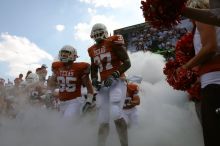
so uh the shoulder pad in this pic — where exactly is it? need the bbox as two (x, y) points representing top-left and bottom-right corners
(107, 35), (125, 45)
(76, 62), (91, 74)
(79, 62), (90, 69)
(88, 45), (96, 57)
(52, 61), (62, 71)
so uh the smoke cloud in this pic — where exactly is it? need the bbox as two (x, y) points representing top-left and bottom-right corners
(0, 52), (203, 146)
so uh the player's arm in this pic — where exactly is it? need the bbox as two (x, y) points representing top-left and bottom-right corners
(82, 65), (95, 108)
(182, 7), (220, 27)
(82, 74), (94, 96)
(82, 74), (95, 113)
(90, 57), (99, 80)
(112, 41), (131, 74)
(90, 57), (101, 89)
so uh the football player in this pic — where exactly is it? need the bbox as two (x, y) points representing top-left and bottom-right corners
(123, 82), (140, 128)
(48, 45), (94, 119)
(88, 23), (131, 146)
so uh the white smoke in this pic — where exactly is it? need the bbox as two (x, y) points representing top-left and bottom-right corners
(0, 52), (203, 146)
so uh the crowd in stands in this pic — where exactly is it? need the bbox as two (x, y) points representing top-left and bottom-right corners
(128, 26), (187, 52)
(115, 18), (192, 60)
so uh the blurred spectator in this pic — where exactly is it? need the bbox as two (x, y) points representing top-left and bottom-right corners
(0, 77), (5, 86)
(0, 78), (7, 114)
(25, 70), (32, 80)
(14, 74), (23, 88)
(0, 78), (6, 98)
(36, 64), (48, 83)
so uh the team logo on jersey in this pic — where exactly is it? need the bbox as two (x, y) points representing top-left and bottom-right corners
(59, 70), (74, 76)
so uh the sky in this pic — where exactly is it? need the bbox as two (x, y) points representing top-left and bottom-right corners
(0, 52), (203, 146)
(0, 0), (143, 81)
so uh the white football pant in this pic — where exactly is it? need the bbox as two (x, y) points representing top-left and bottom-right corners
(96, 79), (127, 123)
(59, 97), (84, 119)
(123, 107), (139, 128)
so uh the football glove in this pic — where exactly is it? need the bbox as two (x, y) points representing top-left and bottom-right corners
(104, 76), (114, 87)
(82, 93), (93, 114)
(104, 71), (120, 87)
(111, 70), (120, 79)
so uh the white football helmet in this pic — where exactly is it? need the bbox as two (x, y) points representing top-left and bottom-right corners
(26, 73), (39, 84)
(59, 45), (78, 62)
(90, 23), (108, 43)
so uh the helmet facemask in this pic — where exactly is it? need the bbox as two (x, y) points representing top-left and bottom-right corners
(90, 23), (108, 44)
